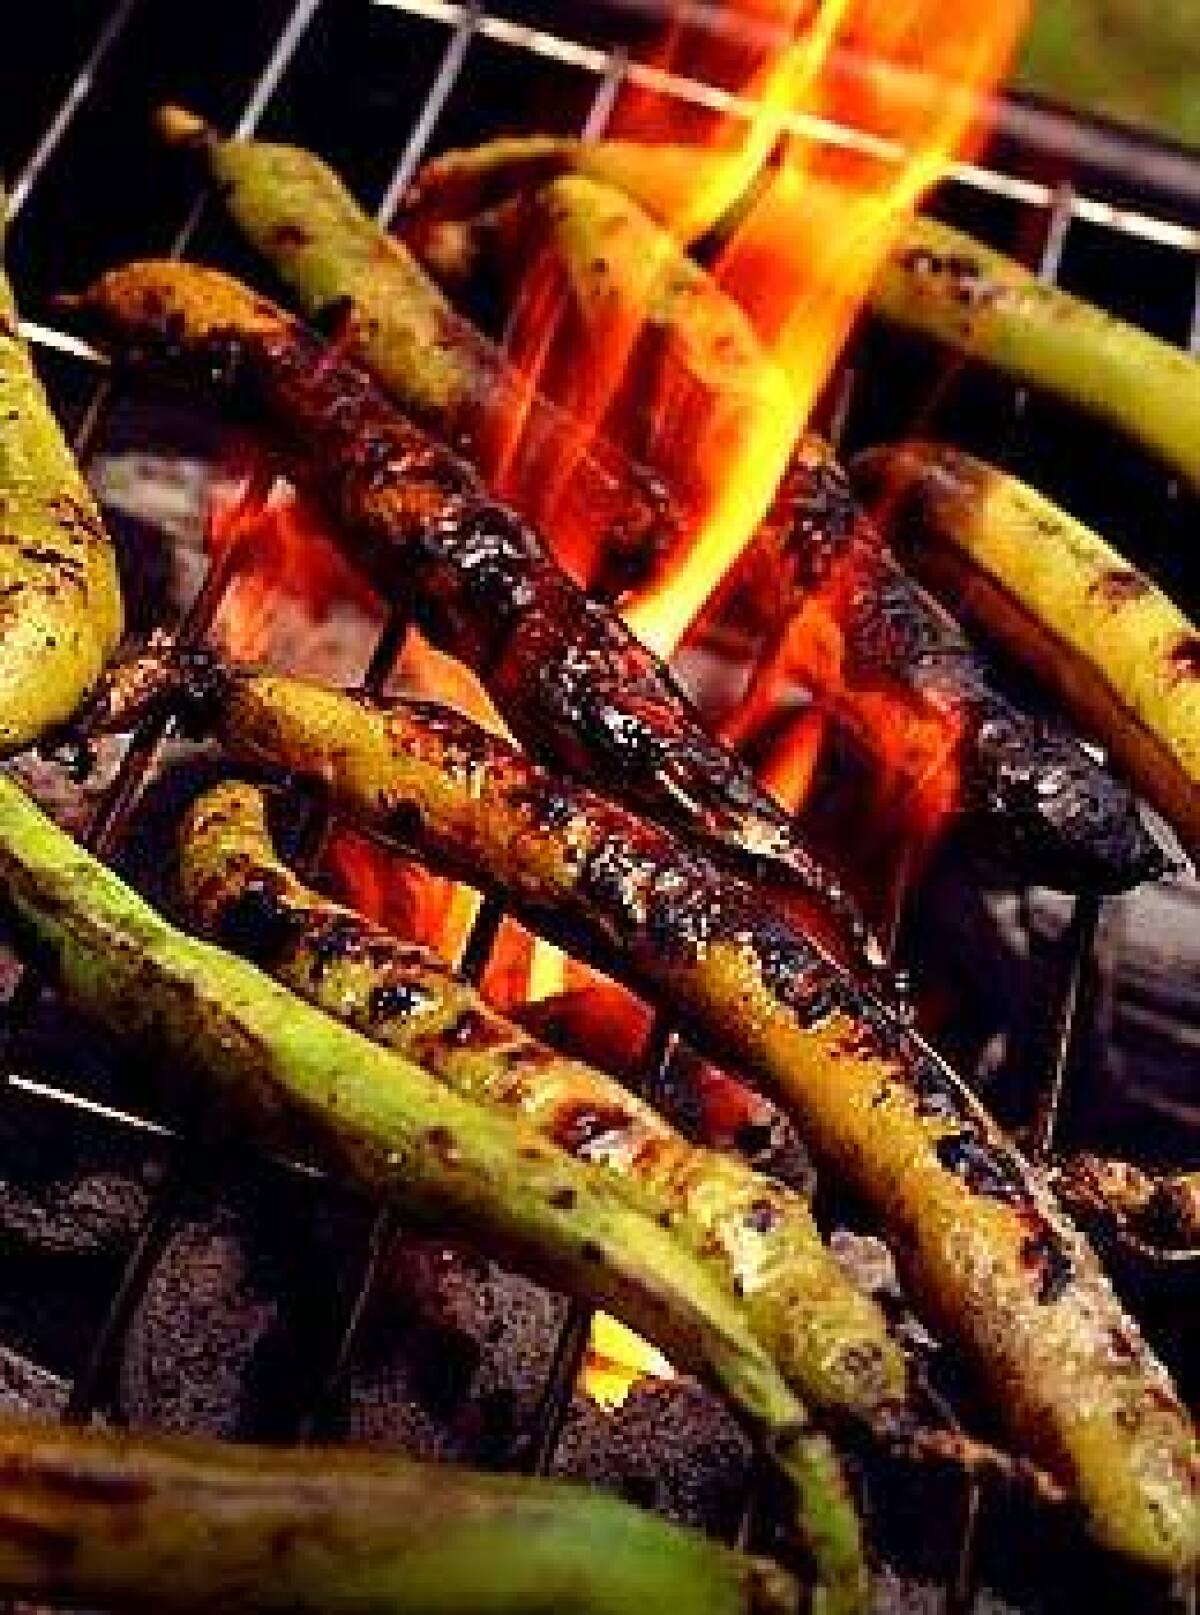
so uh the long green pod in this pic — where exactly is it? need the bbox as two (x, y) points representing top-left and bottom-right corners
(851, 441), (1200, 859)
(154, 105), (679, 597)
(179, 777), (906, 1425)
(79, 655), (1198, 1577)
(405, 137), (1200, 492)
(0, 1417), (797, 1615)
(413, 171), (1162, 892)
(68, 259), (883, 973)
(0, 201), (123, 754)
(0, 771), (866, 1614)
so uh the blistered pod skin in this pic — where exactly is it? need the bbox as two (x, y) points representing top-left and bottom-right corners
(178, 778), (907, 1425)
(0, 772), (867, 1615)
(0, 1418), (800, 1615)
(0, 218), (122, 754)
(154, 105), (681, 599)
(69, 258), (885, 972)
(101, 659), (1197, 1579)
(417, 171), (1162, 893)
(852, 442), (1200, 862)
(405, 137), (1200, 493)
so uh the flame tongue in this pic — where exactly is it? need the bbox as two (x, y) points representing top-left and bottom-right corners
(500, 0), (1027, 669)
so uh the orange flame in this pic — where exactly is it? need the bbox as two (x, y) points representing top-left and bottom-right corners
(206, 476), (378, 666)
(482, 0), (1023, 840)
(617, 0), (1025, 655)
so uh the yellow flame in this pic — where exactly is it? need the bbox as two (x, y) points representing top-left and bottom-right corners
(581, 1313), (677, 1411)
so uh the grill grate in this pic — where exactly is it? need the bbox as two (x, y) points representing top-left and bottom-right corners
(2, 1), (1198, 1606)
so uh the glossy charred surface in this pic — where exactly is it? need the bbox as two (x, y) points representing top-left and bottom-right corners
(116, 662), (1195, 1577)
(404, 168), (1160, 895)
(851, 442), (1198, 864)
(0, 771), (867, 1613)
(760, 441), (1163, 891)
(70, 260), (880, 973)
(152, 108), (680, 600)
(178, 779), (906, 1424)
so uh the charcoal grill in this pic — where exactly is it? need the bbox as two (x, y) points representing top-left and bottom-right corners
(1, 2), (1197, 1611)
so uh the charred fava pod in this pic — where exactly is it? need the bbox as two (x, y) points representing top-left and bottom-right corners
(0, 201), (122, 754)
(0, 771), (867, 1615)
(81, 656), (1199, 1577)
(420, 173), (1161, 892)
(0, 1417), (798, 1615)
(179, 778), (906, 1425)
(405, 137), (1200, 494)
(154, 106), (678, 596)
(69, 259), (883, 971)
(852, 442), (1200, 862)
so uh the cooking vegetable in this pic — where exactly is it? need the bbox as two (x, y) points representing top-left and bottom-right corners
(412, 172), (1162, 891)
(68, 260), (884, 974)
(0, 1416), (797, 1615)
(404, 137), (1200, 493)
(179, 776), (905, 1425)
(1052, 1154), (1200, 1253)
(80, 653), (1199, 1576)
(154, 105), (677, 597)
(851, 442), (1200, 860)
(0, 196), (122, 754)
(0, 769), (867, 1613)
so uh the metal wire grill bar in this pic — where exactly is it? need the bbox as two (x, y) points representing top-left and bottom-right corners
(1, 0), (329, 1425)
(0, 0), (1195, 1593)
(371, 0), (1200, 250)
(4, 0), (146, 222)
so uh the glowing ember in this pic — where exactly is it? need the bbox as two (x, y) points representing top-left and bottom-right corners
(581, 1312), (676, 1411)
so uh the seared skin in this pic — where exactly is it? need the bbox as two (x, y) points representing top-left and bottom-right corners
(70, 260), (882, 971)
(0, 771), (867, 1613)
(155, 106), (678, 596)
(405, 137), (1200, 493)
(80, 656), (1199, 1575)
(414, 173), (1161, 891)
(0, 207), (122, 754)
(1051, 1155), (1200, 1254)
(179, 778), (905, 1424)
(0, 1417), (797, 1615)
(852, 443), (1200, 861)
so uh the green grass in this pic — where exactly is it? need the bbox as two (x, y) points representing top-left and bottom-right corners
(1016, 0), (1200, 147)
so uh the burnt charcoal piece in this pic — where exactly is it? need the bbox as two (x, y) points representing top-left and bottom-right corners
(119, 1156), (366, 1439)
(0, 1345), (69, 1418)
(342, 1235), (566, 1466)
(0, 1090), (165, 1378)
(551, 1380), (752, 1536)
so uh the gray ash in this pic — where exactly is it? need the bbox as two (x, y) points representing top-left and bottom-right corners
(551, 1379), (752, 1536)
(339, 1236), (566, 1467)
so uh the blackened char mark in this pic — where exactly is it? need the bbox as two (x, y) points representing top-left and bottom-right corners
(1167, 634), (1200, 685)
(305, 912), (378, 980)
(552, 1100), (636, 1158)
(271, 221), (312, 251)
(368, 976), (440, 1023)
(936, 1131), (1028, 1201)
(212, 875), (301, 966)
(443, 1007), (513, 1051)
(252, 319), (880, 961)
(1088, 568), (1151, 607)
(892, 246), (1002, 310)
(1021, 1226), (1075, 1304)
